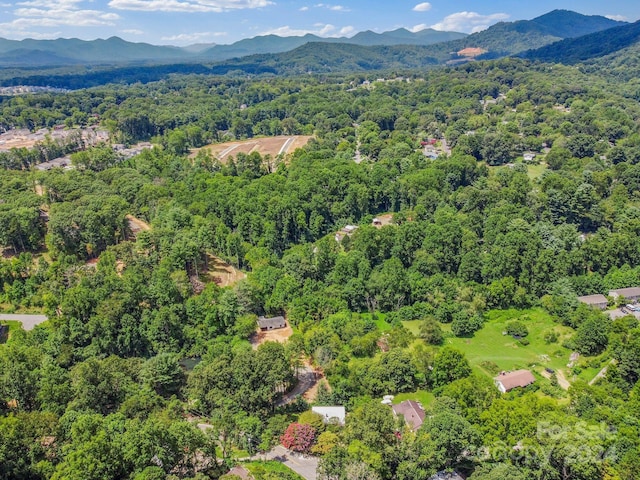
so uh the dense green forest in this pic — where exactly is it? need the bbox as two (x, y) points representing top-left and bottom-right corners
(2, 55), (640, 480)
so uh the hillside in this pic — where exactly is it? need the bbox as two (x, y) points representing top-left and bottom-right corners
(208, 43), (442, 76)
(433, 9), (627, 61)
(519, 20), (640, 64)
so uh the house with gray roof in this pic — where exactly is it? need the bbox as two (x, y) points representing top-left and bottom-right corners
(257, 315), (286, 331)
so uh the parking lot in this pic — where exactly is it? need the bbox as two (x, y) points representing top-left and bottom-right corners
(606, 307), (640, 320)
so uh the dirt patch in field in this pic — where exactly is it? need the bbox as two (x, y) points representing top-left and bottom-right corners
(204, 254), (246, 288)
(191, 135), (312, 163)
(250, 323), (293, 350)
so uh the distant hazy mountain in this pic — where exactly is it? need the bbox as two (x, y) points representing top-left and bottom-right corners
(181, 43), (217, 54)
(197, 28), (466, 61)
(0, 49), (81, 67)
(0, 36), (186, 64)
(519, 19), (640, 64)
(0, 28), (466, 66)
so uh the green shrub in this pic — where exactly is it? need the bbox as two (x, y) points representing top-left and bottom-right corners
(506, 320), (528, 338)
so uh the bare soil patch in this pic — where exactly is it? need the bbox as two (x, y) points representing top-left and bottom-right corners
(303, 372), (327, 403)
(541, 368), (570, 390)
(250, 323), (293, 350)
(372, 213), (394, 228)
(191, 135), (312, 163)
(204, 254), (246, 288)
(126, 214), (151, 239)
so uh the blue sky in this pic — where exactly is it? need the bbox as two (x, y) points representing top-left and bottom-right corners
(0, 0), (638, 46)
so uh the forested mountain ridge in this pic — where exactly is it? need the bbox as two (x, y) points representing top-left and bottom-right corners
(520, 19), (640, 64)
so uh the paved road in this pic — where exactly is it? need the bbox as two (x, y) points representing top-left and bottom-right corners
(254, 446), (318, 480)
(0, 314), (48, 331)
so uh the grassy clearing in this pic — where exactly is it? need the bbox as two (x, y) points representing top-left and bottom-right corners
(244, 461), (304, 479)
(446, 308), (574, 377)
(393, 389), (435, 407)
(365, 312), (391, 332)
(401, 320), (422, 336)
(526, 162), (547, 179)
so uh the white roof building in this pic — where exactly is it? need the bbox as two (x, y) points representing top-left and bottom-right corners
(312, 406), (346, 425)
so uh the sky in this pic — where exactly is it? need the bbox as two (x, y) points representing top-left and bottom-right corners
(0, 0), (638, 46)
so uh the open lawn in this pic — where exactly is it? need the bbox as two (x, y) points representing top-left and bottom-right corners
(446, 308), (575, 380)
(393, 390), (435, 407)
(526, 162), (547, 179)
(401, 320), (422, 336)
(369, 313), (392, 332)
(244, 460), (305, 480)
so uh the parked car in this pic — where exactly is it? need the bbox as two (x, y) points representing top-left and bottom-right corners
(545, 367), (555, 374)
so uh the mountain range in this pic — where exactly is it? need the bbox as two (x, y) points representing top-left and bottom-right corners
(0, 28), (466, 67)
(0, 9), (638, 84)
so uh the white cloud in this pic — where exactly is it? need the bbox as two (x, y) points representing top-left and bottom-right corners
(314, 3), (349, 12)
(2, 29), (61, 38)
(108, 0), (272, 12)
(262, 23), (353, 37)
(409, 23), (427, 33)
(431, 11), (509, 33)
(1, 0), (119, 35)
(605, 14), (627, 21)
(339, 25), (354, 36)
(122, 28), (143, 34)
(299, 5), (308, 11)
(161, 31), (223, 42)
(412, 2), (431, 12)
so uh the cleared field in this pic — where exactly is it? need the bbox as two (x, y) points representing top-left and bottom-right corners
(402, 308), (578, 387)
(446, 308), (575, 380)
(191, 135), (312, 163)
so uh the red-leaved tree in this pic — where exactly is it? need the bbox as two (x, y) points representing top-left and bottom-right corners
(280, 422), (317, 453)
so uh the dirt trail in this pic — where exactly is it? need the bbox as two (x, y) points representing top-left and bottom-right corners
(541, 368), (570, 390)
(589, 359), (617, 386)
